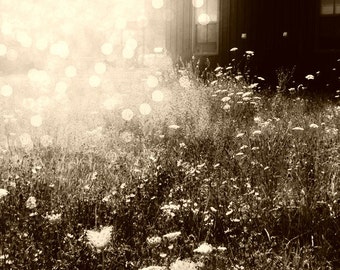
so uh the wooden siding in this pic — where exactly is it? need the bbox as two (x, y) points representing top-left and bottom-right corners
(165, 0), (340, 73)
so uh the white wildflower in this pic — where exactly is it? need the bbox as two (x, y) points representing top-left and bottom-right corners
(86, 226), (113, 250)
(163, 231), (181, 241)
(170, 259), (198, 270)
(140, 266), (166, 270)
(26, 196), (37, 209)
(309, 123), (319, 129)
(236, 133), (245, 138)
(252, 130), (262, 135)
(230, 47), (238, 52)
(221, 96), (231, 102)
(194, 242), (214, 254)
(168, 125), (180, 130)
(0, 188), (9, 199)
(292, 127), (304, 131)
(146, 236), (162, 246)
(305, 74), (314, 80)
(44, 213), (62, 223)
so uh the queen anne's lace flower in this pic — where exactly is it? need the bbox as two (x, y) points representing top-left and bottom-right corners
(86, 226), (112, 250)
(0, 188), (9, 199)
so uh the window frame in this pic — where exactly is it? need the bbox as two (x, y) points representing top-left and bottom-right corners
(320, 0), (340, 16)
(192, 0), (220, 56)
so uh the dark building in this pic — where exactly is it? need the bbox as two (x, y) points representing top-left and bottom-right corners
(164, 0), (340, 82)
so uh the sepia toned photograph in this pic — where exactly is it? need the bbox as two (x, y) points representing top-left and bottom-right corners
(0, 0), (339, 269)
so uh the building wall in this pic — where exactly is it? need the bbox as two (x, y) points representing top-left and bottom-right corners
(165, 0), (340, 75)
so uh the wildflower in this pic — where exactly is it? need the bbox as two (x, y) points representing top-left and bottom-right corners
(305, 74), (314, 80)
(236, 132), (245, 138)
(140, 266), (166, 270)
(235, 75), (243, 81)
(235, 152), (244, 157)
(252, 130), (262, 135)
(147, 236), (162, 246)
(217, 246), (227, 251)
(309, 123), (319, 129)
(240, 145), (248, 150)
(86, 226), (113, 250)
(210, 207), (217, 212)
(163, 231), (181, 241)
(0, 188), (9, 199)
(44, 213), (62, 223)
(26, 196), (37, 209)
(230, 47), (238, 52)
(257, 76), (265, 81)
(223, 104), (231, 110)
(292, 127), (304, 131)
(245, 50), (254, 55)
(221, 96), (231, 102)
(170, 259), (198, 270)
(168, 125), (180, 130)
(194, 242), (214, 254)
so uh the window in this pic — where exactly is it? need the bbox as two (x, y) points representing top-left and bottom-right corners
(321, 0), (340, 15)
(193, 0), (219, 55)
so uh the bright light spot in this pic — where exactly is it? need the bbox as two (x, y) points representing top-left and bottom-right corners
(6, 49), (18, 61)
(139, 103), (152, 115)
(50, 41), (69, 58)
(198, 13), (210, 25)
(1, 85), (13, 97)
(35, 38), (49, 51)
(40, 135), (53, 147)
(65, 65), (77, 78)
(121, 109), (134, 121)
(1, 22), (12, 36)
(126, 38), (138, 50)
(19, 133), (33, 151)
(152, 90), (164, 102)
(55, 81), (68, 95)
(94, 62), (107, 74)
(115, 18), (127, 30)
(101, 43), (113, 55)
(137, 15), (148, 28)
(28, 69), (51, 86)
(103, 97), (120, 110)
(22, 98), (35, 110)
(154, 47), (163, 53)
(192, 0), (204, 8)
(152, 0), (164, 9)
(122, 47), (134, 59)
(121, 131), (133, 142)
(30, 115), (43, 127)
(16, 31), (32, 48)
(36, 96), (50, 109)
(146, 75), (159, 88)
(89, 75), (101, 87)
(0, 44), (7, 56)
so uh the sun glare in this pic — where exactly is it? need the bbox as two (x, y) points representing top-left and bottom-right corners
(152, 90), (164, 102)
(139, 103), (152, 115)
(1, 84), (13, 97)
(30, 115), (43, 127)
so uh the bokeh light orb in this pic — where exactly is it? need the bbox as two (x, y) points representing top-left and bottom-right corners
(146, 75), (159, 88)
(103, 97), (119, 110)
(192, 0), (204, 8)
(1, 84), (13, 97)
(152, 90), (164, 102)
(89, 75), (101, 87)
(152, 0), (164, 9)
(65, 65), (77, 78)
(35, 38), (49, 51)
(40, 135), (53, 147)
(50, 41), (69, 58)
(0, 44), (7, 56)
(126, 38), (138, 51)
(94, 62), (107, 74)
(115, 18), (127, 30)
(16, 31), (32, 48)
(55, 81), (68, 95)
(101, 43), (113, 55)
(122, 47), (134, 59)
(30, 115), (43, 127)
(121, 109), (134, 121)
(198, 13), (210, 25)
(139, 103), (152, 115)
(121, 131), (133, 143)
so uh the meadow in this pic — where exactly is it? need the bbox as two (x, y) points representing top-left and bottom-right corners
(0, 54), (339, 269)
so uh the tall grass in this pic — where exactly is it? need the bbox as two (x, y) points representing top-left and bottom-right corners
(0, 63), (339, 269)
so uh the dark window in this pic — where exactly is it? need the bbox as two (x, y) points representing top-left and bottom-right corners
(193, 0), (219, 55)
(319, 0), (340, 50)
